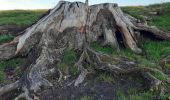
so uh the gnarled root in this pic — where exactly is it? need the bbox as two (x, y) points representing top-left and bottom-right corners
(14, 86), (32, 100)
(0, 81), (20, 96)
(0, 48), (63, 99)
(72, 47), (165, 91)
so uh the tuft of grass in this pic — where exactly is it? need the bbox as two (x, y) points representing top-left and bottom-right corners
(165, 64), (170, 69)
(70, 66), (80, 77)
(0, 58), (24, 70)
(57, 49), (79, 77)
(0, 71), (6, 83)
(151, 71), (166, 81)
(0, 58), (24, 84)
(0, 34), (14, 44)
(141, 40), (170, 62)
(57, 63), (68, 72)
(90, 42), (115, 54)
(97, 72), (114, 84)
(62, 50), (77, 65)
(116, 89), (127, 100)
(80, 96), (92, 100)
(116, 88), (155, 100)
(0, 10), (47, 27)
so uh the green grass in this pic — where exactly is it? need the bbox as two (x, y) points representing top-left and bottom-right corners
(122, 2), (170, 32)
(0, 34), (14, 44)
(62, 50), (77, 65)
(0, 10), (47, 27)
(0, 58), (24, 70)
(141, 40), (170, 62)
(90, 42), (115, 54)
(116, 88), (157, 100)
(116, 87), (170, 100)
(122, 6), (147, 21)
(0, 71), (6, 83)
(80, 96), (93, 100)
(0, 58), (24, 84)
(57, 49), (79, 77)
(97, 72), (114, 84)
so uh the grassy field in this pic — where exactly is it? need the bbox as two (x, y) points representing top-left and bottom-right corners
(0, 10), (47, 27)
(122, 2), (170, 32)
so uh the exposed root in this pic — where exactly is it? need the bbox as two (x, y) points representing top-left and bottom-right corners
(0, 81), (20, 96)
(14, 86), (32, 100)
(142, 72), (162, 91)
(74, 69), (88, 86)
(58, 69), (63, 82)
(74, 50), (91, 86)
(135, 25), (170, 40)
(86, 47), (165, 90)
(0, 43), (17, 60)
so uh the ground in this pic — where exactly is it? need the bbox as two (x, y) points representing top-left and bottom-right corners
(0, 3), (170, 100)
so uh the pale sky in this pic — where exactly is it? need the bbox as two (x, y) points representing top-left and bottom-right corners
(0, 0), (169, 10)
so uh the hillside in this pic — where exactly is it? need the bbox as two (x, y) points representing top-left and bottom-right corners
(0, 2), (170, 100)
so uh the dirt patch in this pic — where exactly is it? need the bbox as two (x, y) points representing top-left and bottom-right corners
(40, 75), (145, 100)
(0, 25), (26, 36)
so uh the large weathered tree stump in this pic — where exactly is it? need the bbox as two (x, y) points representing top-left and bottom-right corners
(0, 1), (169, 99)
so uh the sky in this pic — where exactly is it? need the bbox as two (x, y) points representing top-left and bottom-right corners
(0, 0), (169, 10)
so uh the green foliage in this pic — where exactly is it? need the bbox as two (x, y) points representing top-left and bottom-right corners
(97, 72), (114, 84)
(0, 34), (14, 44)
(0, 10), (46, 27)
(90, 42), (115, 54)
(62, 50), (77, 65)
(80, 96), (92, 100)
